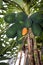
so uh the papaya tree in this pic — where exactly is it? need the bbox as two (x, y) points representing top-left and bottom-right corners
(0, 0), (43, 65)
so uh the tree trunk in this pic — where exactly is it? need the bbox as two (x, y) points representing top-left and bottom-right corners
(15, 51), (22, 65)
(27, 28), (42, 65)
(15, 28), (42, 65)
(27, 33), (35, 65)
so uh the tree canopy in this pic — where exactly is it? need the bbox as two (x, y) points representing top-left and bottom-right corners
(0, 0), (43, 64)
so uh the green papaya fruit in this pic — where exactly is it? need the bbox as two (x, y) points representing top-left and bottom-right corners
(32, 23), (42, 36)
(4, 12), (27, 23)
(18, 21), (25, 29)
(17, 29), (23, 40)
(17, 29), (23, 44)
(17, 12), (27, 22)
(25, 17), (32, 28)
(6, 21), (24, 38)
(4, 13), (17, 23)
(14, 21), (24, 31)
(6, 24), (17, 38)
(30, 12), (43, 23)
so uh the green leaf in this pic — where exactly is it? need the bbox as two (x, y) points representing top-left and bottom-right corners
(0, 0), (2, 9)
(13, 0), (24, 8)
(0, 63), (8, 65)
(25, 17), (32, 28)
(0, 56), (10, 60)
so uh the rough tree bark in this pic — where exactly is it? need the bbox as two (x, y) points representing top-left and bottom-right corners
(27, 28), (42, 65)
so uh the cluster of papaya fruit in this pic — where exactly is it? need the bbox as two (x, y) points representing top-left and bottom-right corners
(30, 12), (43, 36)
(4, 12), (28, 41)
(4, 11), (43, 40)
